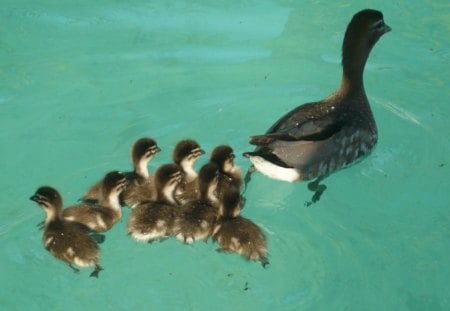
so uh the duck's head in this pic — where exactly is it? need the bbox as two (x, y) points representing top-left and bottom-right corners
(173, 139), (205, 165)
(342, 9), (391, 78)
(154, 164), (184, 203)
(210, 145), (236, 174)
(131, 138), (161, 178)
(30, 186), (63, 219)
(101, 171), (127, 199)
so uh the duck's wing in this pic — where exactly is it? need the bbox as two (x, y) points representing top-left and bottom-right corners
(250, 107), (346, 146)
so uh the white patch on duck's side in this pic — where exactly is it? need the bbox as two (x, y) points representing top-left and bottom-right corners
(176, 233), (194, 244)
(156, 220), (166, 228)
(180, 158), (198, 182)
(64, 216), (76, 222)
(200, 220), (209, 229)
(73, 257), (95, 267)
(193, 231), (209, 241)
(45, 236), (54, 247)
(247, 155), (300, 182)
(212, 224), (221, 236)
(230, 237), (241, 252)
(66, 247), (75, 257)
(130, 230), (165, 242)
(129, 202), (139, 209)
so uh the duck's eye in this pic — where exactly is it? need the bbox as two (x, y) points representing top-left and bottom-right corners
(372, 20), (384, 30)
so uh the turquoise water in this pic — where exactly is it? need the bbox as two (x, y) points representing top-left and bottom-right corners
(1, 0), (449, 310)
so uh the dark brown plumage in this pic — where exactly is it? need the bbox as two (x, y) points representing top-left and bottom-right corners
(127, 164), (183, 243)
(80, 137), (160, 208)
(63, 171), (127, 232)
(213, 188), (268, 267)
(174, 162), (220, 244)
(210, 145), (242, 200)
(244, 9), (391, 204)
(172, 139), (205, 204)
(30, 186), (103, 277)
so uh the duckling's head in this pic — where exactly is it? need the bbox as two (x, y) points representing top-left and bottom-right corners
(154, 164), (183, 203)
(198, 162), (219, 200)
(131, 138), (161, 165)
(210, 145), (236, 174)
(101, 171), (127, 199)
(30, 186), (63, 221)
(173, 139), (205, 165)
(220, 187), (242, 218)
(342, 9), (391, 77)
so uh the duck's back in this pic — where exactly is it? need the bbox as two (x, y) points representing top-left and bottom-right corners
(214, 217), (266, 251)
(251, 94), (377, 180)
(122, 175), (155, 208)
(129, 201), (177, 231)
(44, 220), (99, 264)
(63, 204), (118, 232)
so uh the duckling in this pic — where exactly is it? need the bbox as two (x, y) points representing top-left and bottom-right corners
(122, 138), (161, 208)
(174, 162), (220, 244)
(243, 9), (391, 205)
(127, 164), (183, 243)
(63, 171), (127, 232)
(210, 145), (242, 200)
(81, 137), (161, 208)
(30, 186), (103, 277)
(212, 188), (268, 267)
(173, 139), (205, 204)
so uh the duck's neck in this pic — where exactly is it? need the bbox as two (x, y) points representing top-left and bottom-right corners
(339, 73), (365, 96)
(104, 192), (122, 211)
(45, 206), (60, 225)
(159, 184), (177, 205)
(135, 157), (151, 178)
(200, 182), (218, 204)
(340, 40), (372, 95)
(180, 159), (197, 182)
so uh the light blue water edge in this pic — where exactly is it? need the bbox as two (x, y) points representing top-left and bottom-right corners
(1, 1), (449, 310)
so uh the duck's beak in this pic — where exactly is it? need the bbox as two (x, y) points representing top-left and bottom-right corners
(383, 23), (392, 34)
(30, 194), (42, 203)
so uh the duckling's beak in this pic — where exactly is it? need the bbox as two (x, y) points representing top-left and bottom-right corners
(151, 146), (161, 154)
(192, 148), (205, 158)
(30, 194), (42, 204)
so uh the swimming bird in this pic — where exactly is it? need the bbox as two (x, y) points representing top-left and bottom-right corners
(172, 139), (205, 204)
(212, 188), (268, 267)
(30, 186), (103, 277)
(127, 164), (183, 243)
(210, 145), (243, 201)
(63, 171), (127, 232)
(174, 162), (220, 244)
(81, 137), (161, 208)
(243, 9), (391, 205)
